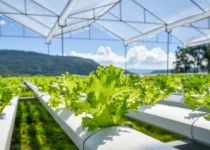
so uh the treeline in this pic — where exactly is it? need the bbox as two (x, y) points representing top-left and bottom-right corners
(173, 45), (210, 73)
(0, 50), (100, 76)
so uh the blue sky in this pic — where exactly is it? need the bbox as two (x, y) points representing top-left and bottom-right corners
(0, 14), (183, 70)
(3, 0), (203, 70)
(0, 0), (209, 70)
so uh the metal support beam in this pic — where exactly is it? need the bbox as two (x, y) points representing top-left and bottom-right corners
(184, 46), (186, 73)
(124, 44), (128, 73)
(47, 43), (51, 73)
(119, 0), (122, 21)
(190, 0), (205, 12)
(88, 25), (91, 39)
(95, 22), (124, 41)
(46, 0), (78, 43)
(0, 1), (51, 29)
(186, 38), (210, 47)
(61, 26), (64, 73)
(167, 30), (171, 75)
(0, 14), (1, 35)
(31, 0), (58, 17)
(125, 9), (210, 45)
(24, 0), (27, 14)
(55, 2), (121, 37)
(108, 12), (142, 34)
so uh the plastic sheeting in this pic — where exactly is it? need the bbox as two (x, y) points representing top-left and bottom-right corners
(0, 0), (210, 45)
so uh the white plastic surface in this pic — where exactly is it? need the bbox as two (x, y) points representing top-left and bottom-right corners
(25, 81), (177, 150)
(193, 116), (210, 145)
(159, 94), (210, 113)
(126, 104), (210, 146)
(85, 126), (176, 150)
(24, 81), (92, 150)
(0, 97), (19, 150)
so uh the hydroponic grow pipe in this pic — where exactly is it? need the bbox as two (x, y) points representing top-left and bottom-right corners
(126, 104), (210, 146)
(0, 97), (19, 150)
(159, 94), (210, 113)
(24, 81), (177, 150)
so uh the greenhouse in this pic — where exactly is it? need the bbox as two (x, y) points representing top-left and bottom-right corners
(0, 0), (210, 150)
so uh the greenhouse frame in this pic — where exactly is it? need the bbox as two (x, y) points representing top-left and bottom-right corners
(1, 0), (210, 71)
(1, 0), (210, 150)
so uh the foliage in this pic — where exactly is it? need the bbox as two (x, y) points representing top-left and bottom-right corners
(10, 101), (78, 150)
(0, 77), (24, 114)
(13, 66), (210, 131)
(33, 65), (179, 132)
(181, 74), (210, 119)
(173, 46), (209, 73)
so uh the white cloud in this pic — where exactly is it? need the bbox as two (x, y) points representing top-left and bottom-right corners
(70, 46), (176, 70)
(0, 20), (6, 25)
(58, 53), (67, 56)
(70, 46), (125, 68)
(127, 46), (176, 69)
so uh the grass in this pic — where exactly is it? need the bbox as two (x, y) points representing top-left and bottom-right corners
(11, 83), (183, 149)
(10, 101), (78, 150)
(126, 117), (184, 142)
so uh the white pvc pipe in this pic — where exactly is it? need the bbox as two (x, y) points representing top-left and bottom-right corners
(159, 94), (210, 113)
(25, 81), (177, 150)
(0, 97), (19, 150)
(126, 104), (210, 146)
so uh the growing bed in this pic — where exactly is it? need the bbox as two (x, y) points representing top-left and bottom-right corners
(24, 80), (177, 150)
(0, 97), (19, 150)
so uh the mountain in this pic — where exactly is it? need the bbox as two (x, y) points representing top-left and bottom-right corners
(150, 70), (171, 74)
(0, 50), (100, 76)
(128, 69), (173, 75)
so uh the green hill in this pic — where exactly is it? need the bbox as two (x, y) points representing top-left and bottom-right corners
(0, 50), (100, 76)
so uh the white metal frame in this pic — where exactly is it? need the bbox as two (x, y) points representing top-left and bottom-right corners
(186, 38), (210, 47)
(125, 10), (210, 45)
(46, 0), (78, 43)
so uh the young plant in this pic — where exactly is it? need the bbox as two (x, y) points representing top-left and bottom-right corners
(182, 75), (210, 120)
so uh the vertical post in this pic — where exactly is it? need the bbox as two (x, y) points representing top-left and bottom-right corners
(143, 8), (146, 23)
(61, 26), (64, 73)
(166, 30), (171, 75)
(183, 44), (186, 73)
(47, 43), (51, 74)
(0, 15), (1, 36)
(124, 44), (128, 74)
(88, 25), (91, 39)
(119, 0), (122, 21)
(23, 26), (25, 37)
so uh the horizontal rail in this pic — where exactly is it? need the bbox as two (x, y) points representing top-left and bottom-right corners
(24, 80), (177, 150)
(0, 97), (19, 150)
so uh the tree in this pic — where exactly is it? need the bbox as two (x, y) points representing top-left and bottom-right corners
(173, 45), (208, 73)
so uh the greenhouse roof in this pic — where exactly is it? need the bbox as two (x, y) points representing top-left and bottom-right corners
(1, 0), (210, 46)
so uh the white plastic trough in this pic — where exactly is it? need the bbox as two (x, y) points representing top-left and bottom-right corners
(159, 94), (210, 113)
(0, 97), (19, 150)
(126, 104), (210, 146)
(24, 81), (177, 150)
